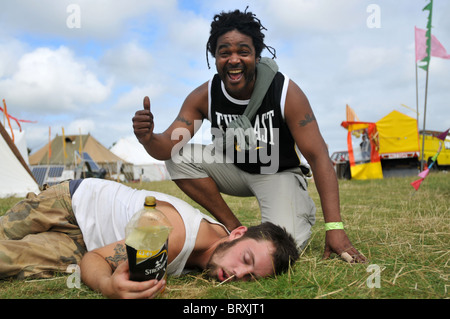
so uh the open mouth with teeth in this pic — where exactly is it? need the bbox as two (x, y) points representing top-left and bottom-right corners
(227, 69), (243, 82)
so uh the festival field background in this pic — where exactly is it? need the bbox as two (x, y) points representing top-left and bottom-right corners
(1, 171), (448, 299)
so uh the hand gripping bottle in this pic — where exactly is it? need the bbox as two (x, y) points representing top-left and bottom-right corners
(125, 196), (172, 282)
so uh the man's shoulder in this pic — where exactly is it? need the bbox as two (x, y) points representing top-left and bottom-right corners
(183, 81), (210, 116)
(187, 81), (209, 102)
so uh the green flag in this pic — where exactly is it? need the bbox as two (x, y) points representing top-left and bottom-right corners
(419, 0), (433, 71)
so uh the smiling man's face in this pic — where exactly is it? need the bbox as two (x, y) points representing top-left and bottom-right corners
(214, 29), (258, 100)
(206, 236), (275, 282)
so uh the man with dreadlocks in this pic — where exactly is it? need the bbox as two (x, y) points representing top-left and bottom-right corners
(133, 9), (366, 263)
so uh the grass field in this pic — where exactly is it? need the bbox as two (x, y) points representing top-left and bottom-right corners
(0, 171), (449, 300)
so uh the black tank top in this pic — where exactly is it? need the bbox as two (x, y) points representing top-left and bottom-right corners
(208, 72), (301, 174)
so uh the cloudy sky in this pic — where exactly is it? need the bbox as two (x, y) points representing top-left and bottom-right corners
(1, 0), (449, 157)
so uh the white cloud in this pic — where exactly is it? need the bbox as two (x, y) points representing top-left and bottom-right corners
(166, 12), (210, 59)
(0, 46), (111, 113)
(0, 38), (27, 78)
(260, 0), (363, 35)
(67, 118), (96, 136)
(112, 85), (166, 112)
(100, 42), (154, 85)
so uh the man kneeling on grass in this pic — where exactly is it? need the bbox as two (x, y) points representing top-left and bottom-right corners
(0, 178), (298, 299)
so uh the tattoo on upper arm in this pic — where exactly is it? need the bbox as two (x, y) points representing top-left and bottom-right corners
(105, 243), (127, 270)
(176, 115), (192, 126)
(298, 113), (316, 127)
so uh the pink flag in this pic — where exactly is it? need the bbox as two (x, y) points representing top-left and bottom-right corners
(415, 27), (450, 61)
(418, 168), (430, 179)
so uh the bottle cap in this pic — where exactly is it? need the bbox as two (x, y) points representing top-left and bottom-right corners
(144, 196), (156, 207)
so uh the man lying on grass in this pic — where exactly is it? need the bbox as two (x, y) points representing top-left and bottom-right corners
(0, 178), (298, 299)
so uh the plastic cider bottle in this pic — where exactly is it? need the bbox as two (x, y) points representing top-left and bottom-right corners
(125, 196), (172, 282)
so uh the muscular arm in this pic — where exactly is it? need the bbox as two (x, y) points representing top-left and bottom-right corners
(284, 80), (366, 263)
(284, 80), (340, 223)
(133, 83), (209, 160)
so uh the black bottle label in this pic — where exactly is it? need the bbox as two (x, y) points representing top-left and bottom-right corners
(126, 240), (169, 282)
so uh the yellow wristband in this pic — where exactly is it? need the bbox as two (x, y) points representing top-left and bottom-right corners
(325, 222), (344, 231)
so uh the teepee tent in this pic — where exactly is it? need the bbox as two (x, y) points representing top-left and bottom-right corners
(9, 129), (31, 165)
(29, 133), (127, 175)
(110, 136), (170, 181)
(0, 122), (40, 198)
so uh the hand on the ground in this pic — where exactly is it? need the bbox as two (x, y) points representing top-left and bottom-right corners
(322, 229), (367, 263)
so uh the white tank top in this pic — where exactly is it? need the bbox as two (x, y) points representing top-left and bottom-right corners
(71, 178), (227, 276)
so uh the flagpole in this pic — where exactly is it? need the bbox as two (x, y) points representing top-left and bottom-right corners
(419, 0), (433, 171)
(415, 59), (421, 169)
(420, 63), (429, 171)
(415, 30), (422, 169)
(414, 28), (419, 132)
(415, 62), (419, 133)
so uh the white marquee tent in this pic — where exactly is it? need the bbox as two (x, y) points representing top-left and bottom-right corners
(110, 136), (170, 182)
(0, 122), (40, 198)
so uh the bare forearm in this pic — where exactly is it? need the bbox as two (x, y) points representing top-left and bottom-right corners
(141, 132), (177, 160)
(309, 158), (342, 223)
(80, 252), (115, 296)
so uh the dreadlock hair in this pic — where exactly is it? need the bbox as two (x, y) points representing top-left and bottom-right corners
(206, 7), (276, 69)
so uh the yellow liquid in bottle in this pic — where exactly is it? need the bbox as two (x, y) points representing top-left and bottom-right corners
(125, 225), (172, 251)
